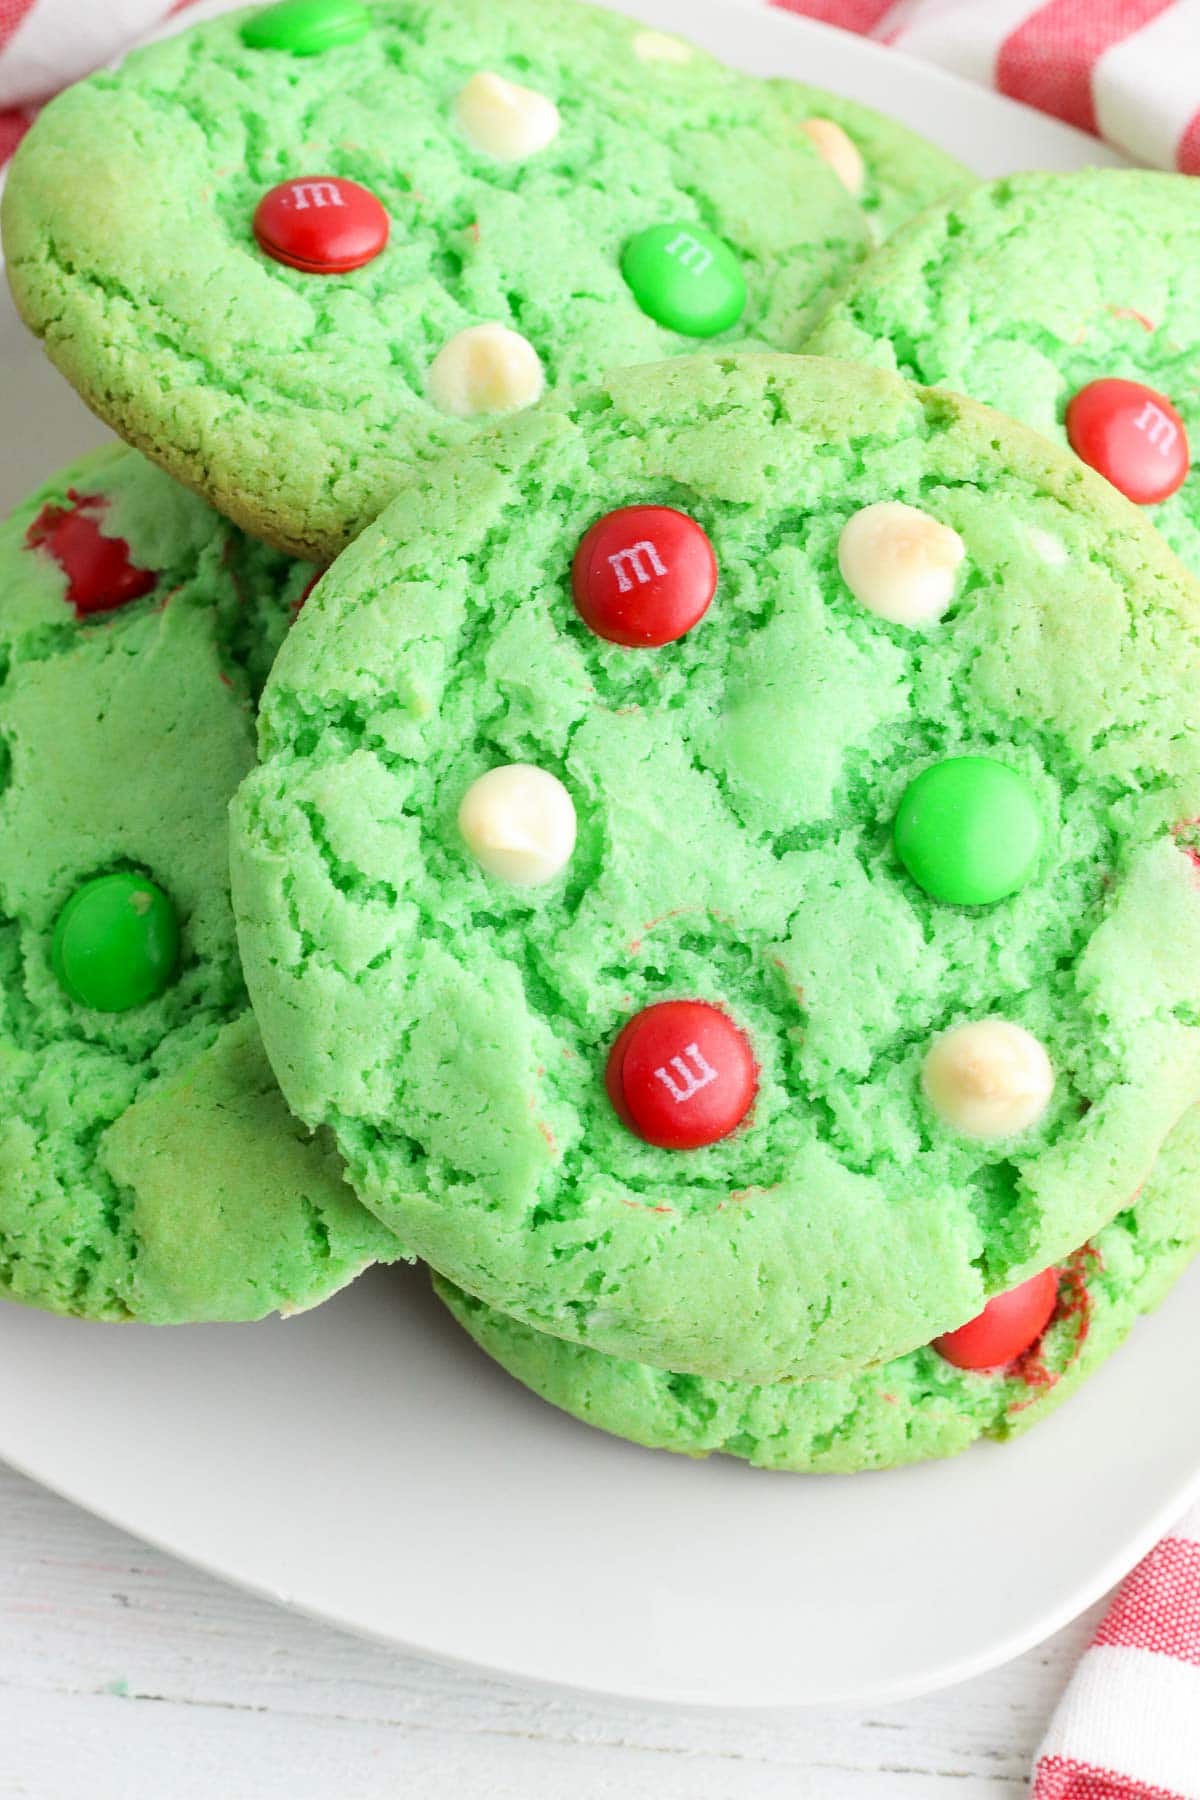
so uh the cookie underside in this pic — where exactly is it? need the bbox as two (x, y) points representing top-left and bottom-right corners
(436, 1104), (1200, 1474)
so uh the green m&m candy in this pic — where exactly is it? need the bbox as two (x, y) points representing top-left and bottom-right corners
(242, 0), (371, 55)
(51, 872), (180, 1013)
(621, 223), (746, 338)
(894, 756), (1043, 907)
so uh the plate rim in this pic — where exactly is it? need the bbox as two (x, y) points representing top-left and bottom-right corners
(0, 0), (1171, 1715)
(2, 1369), (1199, 1711)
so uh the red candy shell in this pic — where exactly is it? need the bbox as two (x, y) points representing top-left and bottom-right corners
(1065, 378), (1189, 505)
(572, 505), (717, 647)
(291, 568), (326, 618)
(25, 492), (156, 618)
(253, 176), (388, 274)
(605, 1000), (756, 1149)
(933, 1268), (1059, 1372)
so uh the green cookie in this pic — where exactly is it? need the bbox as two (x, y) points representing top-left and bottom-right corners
(771, 82), (975, 241)
(435, 1105), (1200, 1474)
(808, 170), (1200, 577)
(0, 445), (398, 1322)
(2, 0), (870, 562)
(231, 352), (1200, 1383)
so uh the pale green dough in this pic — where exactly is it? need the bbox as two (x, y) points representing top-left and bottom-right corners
(437, 1105), (1200, 1474)
(771, 82), (975, 239)
(0, 445), (399, 1322)
(2, 0), (870, 559)
(808, 170), (1200, 577)
(232, 353), (1200, 1382)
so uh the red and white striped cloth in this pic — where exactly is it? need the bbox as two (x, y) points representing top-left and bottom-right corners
(0, 0), (200, 167)
(773, 0), (1200, 171)
(2, 1), (1200, 172)
(1032, 1500), (1200, 1800)
(0, 0), (1199, 1782)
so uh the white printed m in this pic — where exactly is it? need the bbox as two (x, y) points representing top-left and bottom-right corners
(663, 231), (713, 277)
(288, 180), (346, 211)
(607, 540), (666, 593)
(1134, 400), (1178, 455)
(654, 1044), (718, 1104)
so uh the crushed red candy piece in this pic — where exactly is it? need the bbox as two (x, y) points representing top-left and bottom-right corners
(26, 492), (156, 618)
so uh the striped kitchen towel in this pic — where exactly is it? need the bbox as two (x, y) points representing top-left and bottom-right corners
(1032, 1500), (1200, 1799)
(772, 1), (1200, 171)
(4, 1), (1200, 171)
(0, 0), (200, 168)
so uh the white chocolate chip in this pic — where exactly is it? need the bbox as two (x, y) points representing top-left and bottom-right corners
(427, 324), (545, 419)
(454, 71), (560, 163)
(922, 1019), (1054, 1140)
(632, 29), (693, 63)
(1027, 526), (1068, 566)
(838, 501), (965, 627)
(799, 117), (865, 197)
(458, 764), (577, 887)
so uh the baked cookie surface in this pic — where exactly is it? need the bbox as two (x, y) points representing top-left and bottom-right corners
(809, 170), (1200, 576)
(2, 0), (869, 560)
(436, 1104), (1200, 1473)
(232, 353), (1200, 1382)
(772, 81), (975, 240)
(0, 445), (398, 1322)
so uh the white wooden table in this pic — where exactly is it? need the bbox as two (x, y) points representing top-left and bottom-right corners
(0, 1459), (1097, 1799)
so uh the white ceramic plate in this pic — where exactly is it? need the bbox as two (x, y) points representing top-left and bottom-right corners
(2, 0), (1192, 1713)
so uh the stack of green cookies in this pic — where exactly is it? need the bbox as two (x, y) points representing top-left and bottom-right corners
(3, 0), (1200, 1478)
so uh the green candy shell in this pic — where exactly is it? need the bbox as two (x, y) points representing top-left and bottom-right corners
(241, 0), (371, 56)
(621, 223), (746, 339)
(894, 755), (1043, 907)
(52, 871), (180, 1013)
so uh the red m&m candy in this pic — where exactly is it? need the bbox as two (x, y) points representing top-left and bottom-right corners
(253, 176), (388, 273)
(571, 505), (717, 647)
(25, 493), (156, 618)
(605, 1000), (757, 1149)
(932, 1267), (1059, 1371)
(1065, 378), (1189, 504)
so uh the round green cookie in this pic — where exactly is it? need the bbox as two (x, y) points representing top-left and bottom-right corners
(435, 1105), (1200, 1474)
(1, 0), (871, 562)
(771, 82), (975, 241)
(231, 352), (1200, 1384)
(0, 445), (398, 1322)
(808, 170), (1200, 577)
